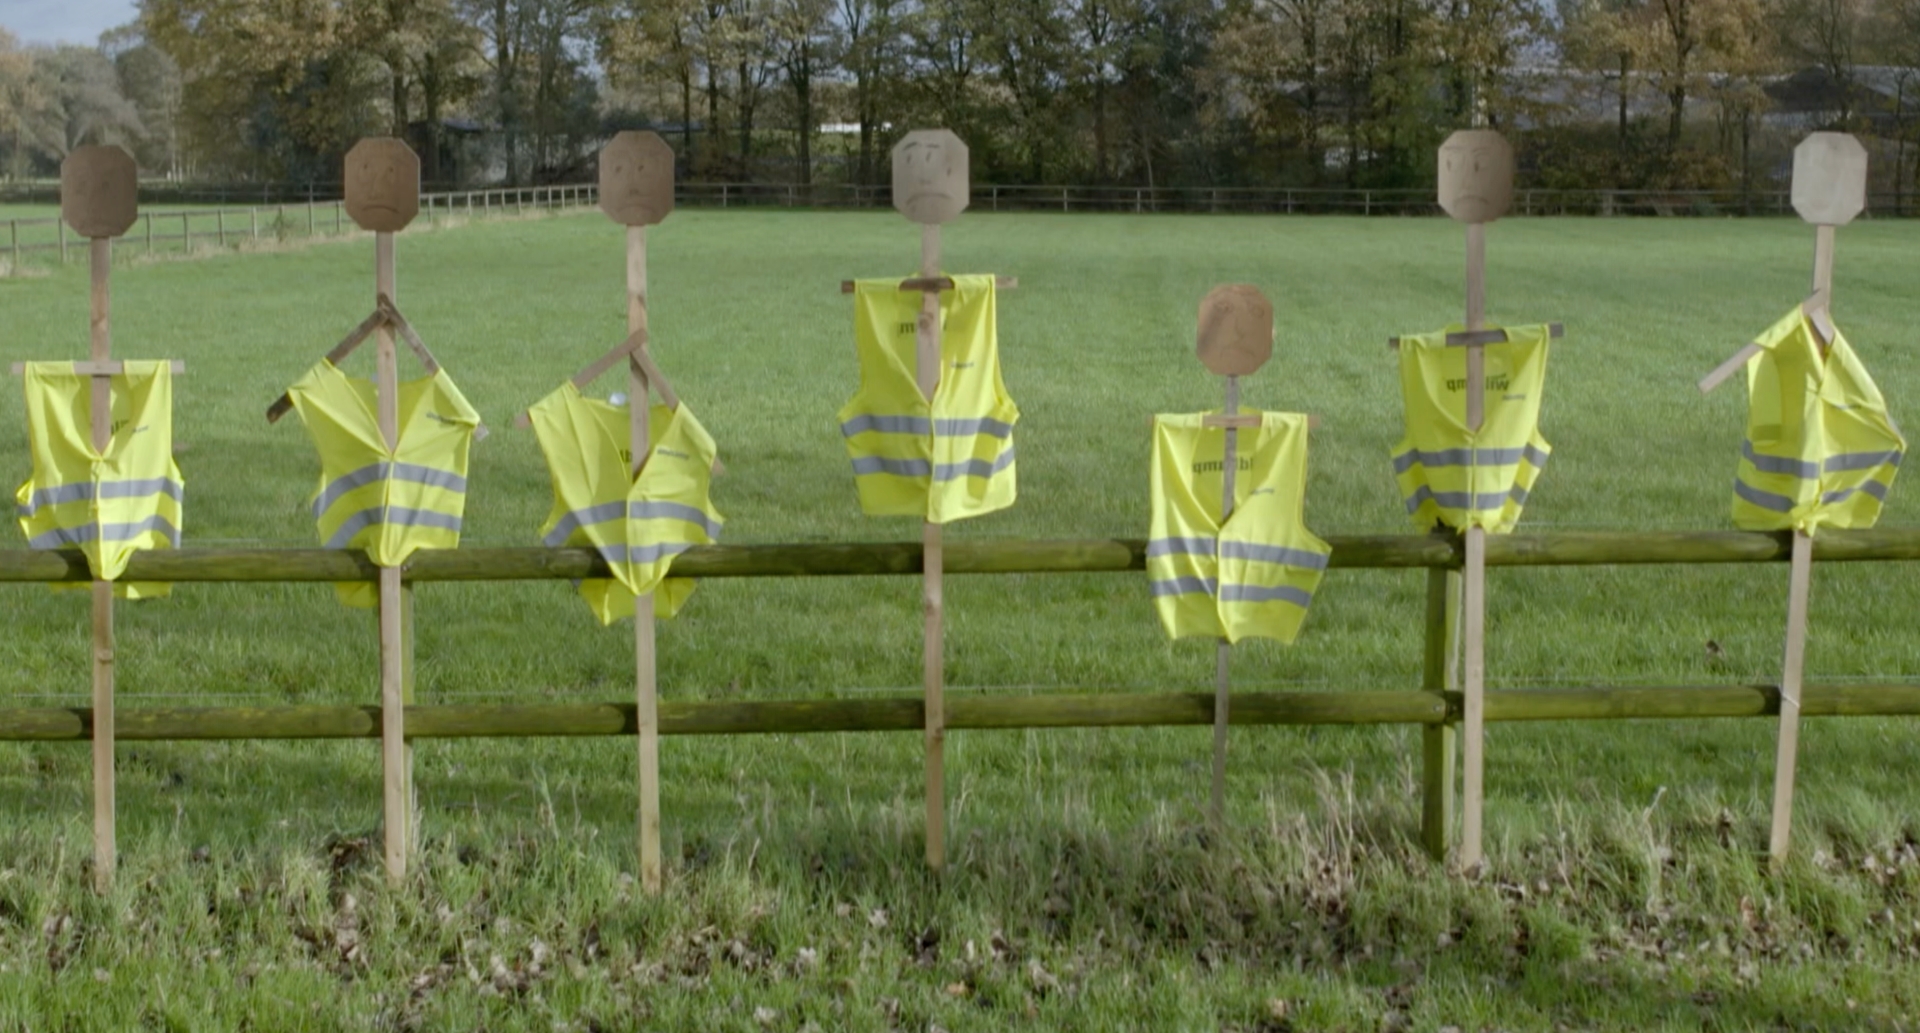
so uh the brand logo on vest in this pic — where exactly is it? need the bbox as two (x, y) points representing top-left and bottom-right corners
(1192, 457), (1254, 474)
(1446, 373), (1511, 393)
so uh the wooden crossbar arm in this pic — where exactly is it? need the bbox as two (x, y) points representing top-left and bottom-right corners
(838, 275), (1019, 294)
(1387, 323), (1565, 350)
(11, 360), (186, 376)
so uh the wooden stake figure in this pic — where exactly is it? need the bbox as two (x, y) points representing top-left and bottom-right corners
(1698, 132), (1903, 866)
(267, 137), (485, 884)
(1147, 286), (1330, 821)
(1392, 128), (1563, 871)
(10, 145), (186, 892)
(511, 130), (723, 895)
(837, 129), (1018, 872)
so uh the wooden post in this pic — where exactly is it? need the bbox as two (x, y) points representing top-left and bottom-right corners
(596, 129), (677, 892)
(217, 211), (225, 249)
(1437, 128), (1516, 872)
(1192, 284), (1275, 825)
(629, 225), (660, 892)
(374, 230), (411, 882)
(88, 240), (115, 893)
(58, 218), (67, 265)
(1419, 564), (1460, 861)
(343, 137), (425, 884)
(1211, 373), (1237, 821)
(917, 222), (947, 870)
(889, 129), (972, 872)
(55, 146), (141, 891)
(1767, 132), (1865, 866)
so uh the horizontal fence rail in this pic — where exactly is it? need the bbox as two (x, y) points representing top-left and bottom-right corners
(5, 684), (1920, 743)
(2, 185), (599, 272)
(5, 529), (1920, 584)
(13, 184), (1920, 268)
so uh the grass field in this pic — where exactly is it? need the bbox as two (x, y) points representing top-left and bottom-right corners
(3, 209), (1919, 1030)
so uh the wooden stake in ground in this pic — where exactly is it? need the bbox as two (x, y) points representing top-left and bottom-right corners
(343, 137), (423, 883)
(894, 129), (969, 872)
(598, 130), (677, 893)
(1192, 285), (1274, 822)
(1436, 128), (1515, 873)
(61, 145), (141, 892)
(1698, 132), (1866, 867)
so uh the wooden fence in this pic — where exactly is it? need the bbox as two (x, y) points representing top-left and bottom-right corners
(14, 183), (1920, 270)
(4, 528), (1918, 862)
(1, 184), (598, 272)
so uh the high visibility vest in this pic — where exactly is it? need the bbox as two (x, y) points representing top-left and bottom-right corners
(14, 361), (182, 598)
(1392, 324), (1554, 533)
(528, 383), (724, 624)
(286, 359), (479, 607)
(1734, 306), (1904, 534)
(1148, 412), (1330, 644)
(837, 274), (1018, 523)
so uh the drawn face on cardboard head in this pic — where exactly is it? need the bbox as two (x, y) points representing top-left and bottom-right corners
(344, 138), (420, 232)
(892, 130), (969, 225)
(599, 131), (675, 226)
(62, 146), (138, 239)
(1791, 132), (1867, 226)
(1437, 130), (1514, 224)
(1196, 284), (1274, 377)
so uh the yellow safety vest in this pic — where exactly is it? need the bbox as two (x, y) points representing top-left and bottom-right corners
(528, 383), (724, 624)
(1148, 412), (1330, 644)
(1734, 307), (1904, 534)
(1392, 324), (1554, 533)
(14, 361), (182, 598)
(286, 359), (479, 607)
(837, 274), (1018, 523)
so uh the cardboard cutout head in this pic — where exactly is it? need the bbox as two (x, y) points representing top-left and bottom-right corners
(892, 130), (969, 224)
(344, 138), (420, 232)
(599, 131), (675, 226)
(62, 146), (138, 239)
(1437, 129), (1514, 224)
(1792, 132), (1867, 226)
(1196, 284), (1274, 377)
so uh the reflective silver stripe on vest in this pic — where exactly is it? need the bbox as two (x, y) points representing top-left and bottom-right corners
(1149, 576), (1217, 598)
(1741, 441), (1819, 480)
(852, 447), (1015, 481)
(841, 415), (1014, 439)
(16, 477), (184, 517)
(841, 414), (930, 436)
(1733, 479), (1797, 513)
(1146, 536), (1216, 558)
(1820, 480), (1892, 505)
(323, 506), (463, 549)
(312, 462), (468, 519)
(933, 447), (1015, 482)
(1219, 541), (1331, 570)
(27, 515), (180, 549)
(544, 500), (627, 546)
(1217, 584), (1313, 607)
(1403, 484), (1529, 514)
(1824, 449), (1903, 474)
(546, 501), (722, 548)
(1392, 444), (1545, 473)
(1150, 577), (1310, 607)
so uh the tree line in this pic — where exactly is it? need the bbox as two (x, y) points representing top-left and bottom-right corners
(1, 0), (1917, 194)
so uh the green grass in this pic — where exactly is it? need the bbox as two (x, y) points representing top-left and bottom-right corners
(3, 211), (1919, 1030)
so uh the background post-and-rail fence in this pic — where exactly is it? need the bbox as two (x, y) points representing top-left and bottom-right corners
(0, 185), (601, 272)
(16, 184), (1920, 271)
(6, 529), (1920, 867)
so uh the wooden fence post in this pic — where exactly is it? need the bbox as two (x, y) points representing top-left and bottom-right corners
(1420, 561), (1460, 861)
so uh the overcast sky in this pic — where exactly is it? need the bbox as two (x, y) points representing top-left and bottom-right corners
(4, 0), (138, 46)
